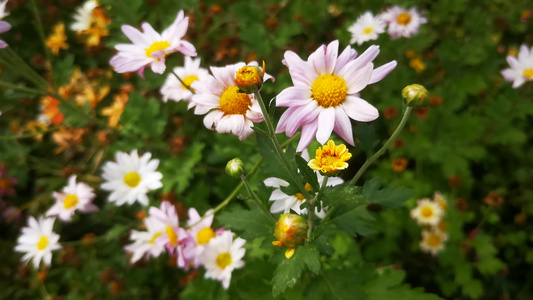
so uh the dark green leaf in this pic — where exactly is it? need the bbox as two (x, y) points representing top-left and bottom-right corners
(217, 204), (274, 240)
(271, 244), (321, 296)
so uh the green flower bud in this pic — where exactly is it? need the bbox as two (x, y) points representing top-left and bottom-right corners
(225, 158), (244, 178)
(273, 213), (308, 249)
(402, 84), (429, 108)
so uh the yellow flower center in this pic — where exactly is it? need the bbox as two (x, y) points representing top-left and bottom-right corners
(124, 172), (141, 188)
(197, 227), (216, 245)
(311, 73), (348, 108)
(308, 140), (352, 173)
(166, 226), (178, 246)
(427, 234), (441, 247)
(523, 69), (533, 79)
(216, 252), (232, 269)
(397, 13), (412, 25)
(37, 236), (48, 250)
(145, 41), (170, 58)
(63, 194), (78, 209)
(182, 75), (199, 90)
(219, 86), (252, 115)
(150, 232), (163, 244)
(294, 193), (305, 201)
(421, 206), (434, 218)
(363, 27), (373, 34)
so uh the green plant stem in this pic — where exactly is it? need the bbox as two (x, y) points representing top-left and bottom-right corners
(29, 0), (54, 85)
(349, 107), (413, 185)
(253, 90), (312, 200)
(308, 175), (328, 239)
(240, 174), (276, 223)
(0, 80), (45, 95)
(171, 70), (195, 93)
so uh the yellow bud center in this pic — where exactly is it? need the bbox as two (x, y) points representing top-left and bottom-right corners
(145, 41), (170, 58)
(421, 206), (434, 218)
(427, 234), (441, 247)
(63, 194), (78, 209)
(124, 172), (141, 188)
(37, 236), (48, 250)
(311, 73), (348, 108)
(523, 69), (533, 79)
(150, 232), (162, 244)
(166, 226), (178, 246)
(182, 75), (199, 91)
(363, 27), (373, 34)
(216, 252), (232, 269)
(197, 227), (216, 245)
(219, 86), (252, 115)
(397, 13), (412, 25)
(294, 193), (305, 201)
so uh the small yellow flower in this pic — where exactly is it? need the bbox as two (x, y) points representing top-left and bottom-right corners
(308, 140), (352, 174)
(409, 57), (425, 73)
(46, 23), (69, 55)
(101, 91), (129, 128)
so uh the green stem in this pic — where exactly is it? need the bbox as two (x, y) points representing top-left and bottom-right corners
(240, 174), (276, 223)
(253, 90), (312, 200)
(29, 0), (54, 86)
(0, 80), (46, 95)
(171, 70), (195, 94)
(349, 107), (413, 185)
(308, 175), (328, 239)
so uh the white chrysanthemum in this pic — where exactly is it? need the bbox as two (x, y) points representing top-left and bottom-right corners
(160, 56), (209, 103)
(380, 6), (427, 39)
(182, 208), (216, 268)
(124, 215), (167, 263)
(190, 61), (273, 140)
(501, 44), (533, 88)
(100, 150), (163, 206)
(433, 191), (447, 210)
(46, 175), (98, 222)
(199, 230), (245, 289)
(410, 198), (444, 226)
(70, 0), (98, 32)
(348, 12), (386, 45)
(420, 228), (448, 255)
(14, 216), (62, 268)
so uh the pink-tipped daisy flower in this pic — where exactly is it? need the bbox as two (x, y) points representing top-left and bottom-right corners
(0, 21), (11, 48)
(109, 10), (196, 77)
(276, 40), (397, 151)
(380, 6), (427, 39)
(501, 44), (533, 88)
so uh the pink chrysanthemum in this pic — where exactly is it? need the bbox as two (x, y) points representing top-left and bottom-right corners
(276, 40), (397, 151)
(190, 62), (273, 140)
(380, 6), (427, 39)
(109, 10), (196, 77)
(501, 44), (533, 88)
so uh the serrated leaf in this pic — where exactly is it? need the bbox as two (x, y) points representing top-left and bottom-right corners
(271, 244), (321, 296)
(217, 204), (274, 240)
(295, 155), (319, 191)
(331, 205), (375, 237)
(322, 182), (365, 207)
(362, 178), (414, 209)
(363, 269), (443, 300)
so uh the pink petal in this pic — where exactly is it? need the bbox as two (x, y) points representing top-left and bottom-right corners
(283, 51), (315, 87)
(297, 121), (318, 152)
(343, 96), (379, 122)
(276, 86), (312, 107)
(316, 107), (335, 144)
(121, 25), (148, 45)
(333, 107), (354, 145)
(343, 63), (374, 94)
(369, 61), (397, 84)
(334, 45), (357, 74)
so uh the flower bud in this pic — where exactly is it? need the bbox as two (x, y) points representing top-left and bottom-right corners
(225, 158), (244, 178)
(234, 64), (264, 93)
(273, 213), (308, 250)
(402, 84), (429, 108)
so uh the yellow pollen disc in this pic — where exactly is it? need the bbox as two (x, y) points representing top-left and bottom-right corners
(216, 252), (232, 269)
(197, 227), (216, 245)
(150, 232), (163, 244)
(427, 235), (441, 247)
(37, 236), (48, 250)
(166, 226), (178, 246)
(219, 86), (251, 115)
(124, 172), (141, 188)
(523, 69), (533, 79)
(363, 27), (373, 34)
(311, 73), (348, 108)
(304, 183), (312, 192)
(63, 194), (78, 209)
(397, 13), (412, 25)
(145, 41), (170, 58)
(182, 75), (199, 90)
(421, 206), (434, 218)
(294, 193), (305, 201)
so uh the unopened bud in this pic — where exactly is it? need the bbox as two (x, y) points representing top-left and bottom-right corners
(402, 84), (429, 108)
(225, 158), (244, 178)
(234, 64), (264, 93)
(273, 213), (308, 249)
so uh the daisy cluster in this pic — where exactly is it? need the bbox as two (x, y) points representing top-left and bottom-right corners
(410, 192), (449, 255)
(348, 6), (427, 46)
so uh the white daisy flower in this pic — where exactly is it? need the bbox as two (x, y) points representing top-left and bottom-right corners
(14, 216), (62, 268)
(501, 44), (533, 88)
(380, 6), (427, 39)
(160, 56), (209, 103)
(70, 0), (98, 32)
(420, 228), (448, 255)
(199, 230), (245, 289)
(182, 208), (216, 269)
(348, 12), (386, 45)
(100, 150), (163, 206)
(410, 198), (444, 226)
(433, 191), (447, 210)
(190, 61), (273, 140)
(109, 10), (197, 77)
(124, 215), (167, 263)
(46, 175), (98, 222)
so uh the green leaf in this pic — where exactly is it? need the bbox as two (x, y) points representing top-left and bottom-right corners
(295, 155), (319, 191)
(256, 132), (298, 186)
(217, 204), (274, 240)
(332, 205), (376, 237)
(322, 182), (365, 207)
(362, 178), (414, 209)
(354, 123), (377, 154)
(363, 269), (443, 300)
(119, 91), (167, 138)
(52, 54), (74, 86)
(461, 279), (483, 299)
(312, 270), (367, 300)
(271, 244), (321, 297)
(160, 142), (205, 194)
(58, 101), (91, 127)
